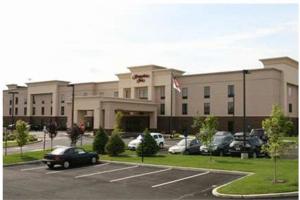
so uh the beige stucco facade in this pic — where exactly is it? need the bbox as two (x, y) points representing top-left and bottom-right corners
(3, 57), (298, 133)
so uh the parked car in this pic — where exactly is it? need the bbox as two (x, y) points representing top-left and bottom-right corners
(128, 132), (165, 150)
(199, 131), (233, 156)
(229, 132), (264, 158)
(250, 128), (268, 143)
(42, 146), (99, 169)
(168, 138), (201, 154)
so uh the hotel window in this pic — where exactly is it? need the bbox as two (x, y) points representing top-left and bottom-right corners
(204, 103), (210, 115)
(228, 85), (234, 97)
(160, 87), (165, 99)
(9, 108), (12, 115)
(42, 100), (45, 104)
(32, 96), (36, 104)
(182, 103), (188, 115)
(15, 97), (18, 105)
(32, 107), (36, 115)
(182, 88), (188, 99)
(289, 103), (292, 113)
(61, 95), (65, 103)
(114, 91), (119, 98)
(15, 107), (18, 115)
(50, 107), (53, 115)
(24, 98), (27, 105)
(61, 106), (65, 115)
(24, 107), (27, 116)
(160, 104), (165, 115)
(124, 88), (131, 98)
(9, 99), (12, 105)
(228, 102), (234, 115)
(288, 87), (292, 97)
(204, 86), (210, 98)
(136, 87), (148, 99)
(41, 107), (45, 115)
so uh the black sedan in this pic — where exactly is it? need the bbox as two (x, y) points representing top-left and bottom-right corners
(42, 147), (99, 169)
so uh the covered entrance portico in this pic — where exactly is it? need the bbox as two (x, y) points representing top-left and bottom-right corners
(71, 96), (158, 131)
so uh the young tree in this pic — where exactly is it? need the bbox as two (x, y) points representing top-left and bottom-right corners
(113, 111), (124, 133)
(105, 132), (125, 156)
(47, 121), (58, 150)
(67, 124), (81, 147)
(15, 120), (29, 156)
(93, 127), (109, 154)
(136, 128), (159, 157)
(191, 113), (204, 133)
(199, 116), (218, 162)
(262, 105), (293, 183)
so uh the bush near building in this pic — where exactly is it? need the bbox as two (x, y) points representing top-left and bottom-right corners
(93, 127), (109, 154)
(105, 133), (125, 156)
(136, 129), (159, 157)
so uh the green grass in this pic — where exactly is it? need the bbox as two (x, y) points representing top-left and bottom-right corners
(281, 136), (298, 144)
(3, 140), (40, 148)
(3, 144), (298, 195)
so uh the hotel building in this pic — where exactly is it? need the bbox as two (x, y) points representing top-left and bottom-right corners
(2, 57), (298, 134)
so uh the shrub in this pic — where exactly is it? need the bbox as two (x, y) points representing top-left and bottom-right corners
(93, 127), (109, 154)
(136, 130), (159, 157)
(15, 120), (29, 155)
(105, 133), (125, 156)
(3, 133), (16, 141)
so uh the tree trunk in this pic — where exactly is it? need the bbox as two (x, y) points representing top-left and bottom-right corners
(20, 146), (23, 156)
(51, 138), (53, 151)
(274, 147), (277, 183)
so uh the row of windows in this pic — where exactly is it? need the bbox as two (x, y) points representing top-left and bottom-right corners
(180, 85), (235, 99)
(9, 106), (65, 116)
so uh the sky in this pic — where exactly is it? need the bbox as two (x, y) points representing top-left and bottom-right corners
(0, 1), (298, 90)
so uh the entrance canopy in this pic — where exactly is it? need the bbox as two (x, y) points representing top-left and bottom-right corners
(70, 96), (158, 130)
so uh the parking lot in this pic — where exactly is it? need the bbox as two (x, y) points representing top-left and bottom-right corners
(4, 162), (243, 200)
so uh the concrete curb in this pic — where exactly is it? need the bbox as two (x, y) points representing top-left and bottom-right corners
(102, 159), (298, 199)
(101, 159), (249, 175)
(4, 160), (43, 167)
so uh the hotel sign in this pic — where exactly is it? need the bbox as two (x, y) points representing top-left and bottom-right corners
(132, 74), (150, 83)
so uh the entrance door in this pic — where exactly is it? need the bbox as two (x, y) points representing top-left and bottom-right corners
(123, 116), (150, 132)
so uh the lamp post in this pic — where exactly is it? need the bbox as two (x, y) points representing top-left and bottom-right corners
(68, 84), (75, 128)
(141, 133), (144, 163)
(241, 70), (249, 159)
(7, 91), (18, 156)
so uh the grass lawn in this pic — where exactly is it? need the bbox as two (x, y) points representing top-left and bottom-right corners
(3, 140), (40, 148)
(3, 145), (298, 195)
(281, 136), (298, 144)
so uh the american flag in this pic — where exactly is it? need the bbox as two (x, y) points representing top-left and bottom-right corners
(172, 77), (181, 93)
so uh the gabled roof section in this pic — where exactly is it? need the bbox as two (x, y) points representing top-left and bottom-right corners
(260, 57), (298, 69)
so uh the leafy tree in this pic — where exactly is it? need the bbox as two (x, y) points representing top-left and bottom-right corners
(47, 121), (58, 150)
(262, 105), (293, 183)
(67, 124), (81, 147)
(113, 111), (124, 133)
(191, 113), (204, 133)
(199, 116), (218, 162)
(93, 127), (109, 154)
(105, 132), (125, 156)
(136, 128), (159, 157)
(15, 120), (29, 156)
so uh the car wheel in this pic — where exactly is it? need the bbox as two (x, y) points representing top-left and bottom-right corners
(91, 157), (97, 164)
(47, 164), (54, 169)
(159, 143), (164, 149)
(63, 161), (70, 169)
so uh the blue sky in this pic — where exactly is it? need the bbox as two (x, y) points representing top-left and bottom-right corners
(0, 1), (298, 88)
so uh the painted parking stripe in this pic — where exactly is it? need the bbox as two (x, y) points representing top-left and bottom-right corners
(110, 168), (172, 182)
(75, 165), (138, 179)
(151, 171), (210, 188)
(45, 163), (111, 175)
(21, 166), (47, 171)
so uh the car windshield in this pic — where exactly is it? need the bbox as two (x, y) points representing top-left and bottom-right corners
(177, 139), (191, 146)
(213, 136), (224, 145)
(51, 148), (68, 155)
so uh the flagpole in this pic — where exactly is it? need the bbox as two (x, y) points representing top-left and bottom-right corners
(169, 72), (173, 135)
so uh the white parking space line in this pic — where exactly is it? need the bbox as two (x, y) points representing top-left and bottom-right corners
(45, 163), (110, 175)
(110, 168), (172, 182)
(21, 166), (47, 171)
(151, 171), (210, 188)
(94, 163), (110, 167)
(75, 165), (138, 179)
